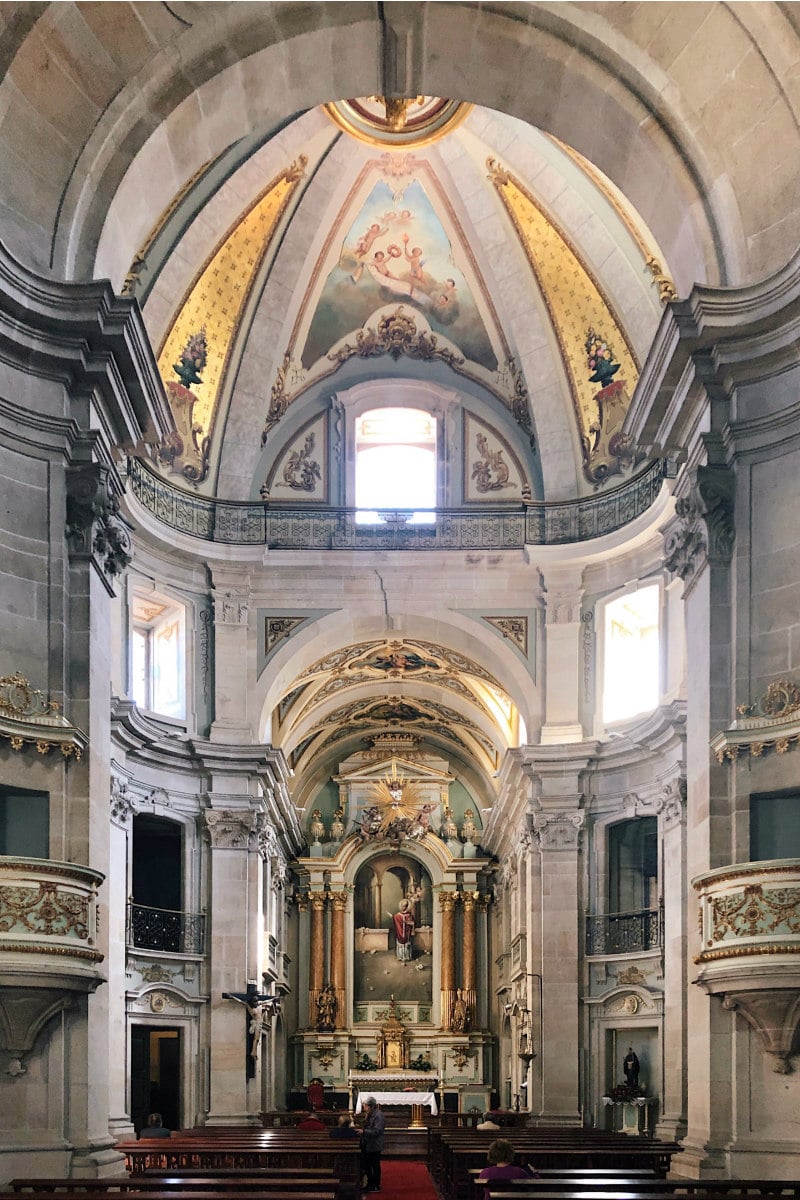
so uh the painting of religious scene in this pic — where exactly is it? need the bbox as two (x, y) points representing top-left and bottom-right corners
(302, 178), (497, 372)
(354, 855), (433, 1004)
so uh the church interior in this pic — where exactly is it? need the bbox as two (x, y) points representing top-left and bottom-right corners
(3, 0), (800, 1184)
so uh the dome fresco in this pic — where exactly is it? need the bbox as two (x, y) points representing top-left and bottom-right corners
(131, 106), (667, 503)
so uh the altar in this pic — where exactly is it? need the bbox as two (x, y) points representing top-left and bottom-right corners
(354, 1089), (438, 1116)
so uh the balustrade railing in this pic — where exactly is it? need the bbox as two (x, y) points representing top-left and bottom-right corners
(586, 906), (662, 956)
(126, 457), (667, 549)
(127, 901), (205, 954)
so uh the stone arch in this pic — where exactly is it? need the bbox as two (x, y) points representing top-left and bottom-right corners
(4, 5), (796, 288)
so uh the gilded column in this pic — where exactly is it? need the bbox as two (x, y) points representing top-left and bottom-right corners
(439, 891), (457, 1030)
(308, 891), (326, 1025)
(461, 892), (477, 1024)
(330, 890), (348, 1029)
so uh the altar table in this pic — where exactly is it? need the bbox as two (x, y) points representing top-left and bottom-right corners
(355, 1090), (438, 1116)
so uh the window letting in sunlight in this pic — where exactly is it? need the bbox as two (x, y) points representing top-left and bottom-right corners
(131, 593), (186, 719)
(355, 407), (436, 523)
(602, 584), (660, 725)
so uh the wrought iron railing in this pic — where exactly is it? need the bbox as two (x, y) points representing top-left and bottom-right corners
(126, 457), (667, 549)
(585, 906), (662, 956)
(127, 901), (205, 954)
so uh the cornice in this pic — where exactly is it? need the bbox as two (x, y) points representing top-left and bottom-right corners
(0, 238), (173, 450)
(627, 247), (800, 453)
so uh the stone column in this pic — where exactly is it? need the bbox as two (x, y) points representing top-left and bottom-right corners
(663, 464), (735, 1175)
(308, 891), (326, 1027)
(209, 575), (252, 744)
(330, 891), (348, 1029)
(107, 776), (136, 1141)
(204, 805), (263, 1123)
(524, 749), (592, 1125)
(439, 891), (457, 1030)
(461, 892), (477, 1023)
(539, 568), (585, 745)
(655, 778), (688, 1142)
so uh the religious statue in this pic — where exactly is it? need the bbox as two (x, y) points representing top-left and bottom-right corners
(330, 806), (345, 841)
(309, 809), (325, 843)
(390, 898), (415, 961)
(316, 984), (337, 1031)
(247, 1001), (268, 1060)
(623, 1047), (640, 1088)
(450, 988), (471, 1033)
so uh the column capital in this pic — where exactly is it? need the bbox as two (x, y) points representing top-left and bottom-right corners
(330, 890), (350, 911)
(663, 464), (734, 594)
(66, 462), (132, 595)
(531, 808), (585, 851)
(203, 807), (260, 850)
(439, 890), (458, 913)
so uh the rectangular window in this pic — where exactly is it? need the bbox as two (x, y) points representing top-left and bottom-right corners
(0, 786), (49, 857)
(130, 592), (186, 719)
(355, 407), (437, 525)
(750, 792), (800, 861)
(602, 584), (660, 725)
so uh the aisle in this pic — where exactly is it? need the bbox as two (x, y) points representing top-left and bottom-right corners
(378, 1159), (440, 1200)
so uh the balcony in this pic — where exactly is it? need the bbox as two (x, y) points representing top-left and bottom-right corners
(693, 858), (800, 1073)
(0, 856), (105, 1064)
(127, 456), (667, 549)
(586, 906), (663, 956)
(127, 901), (205, 955)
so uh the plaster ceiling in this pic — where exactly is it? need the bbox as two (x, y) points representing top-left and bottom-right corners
(129, 99), (672, 506)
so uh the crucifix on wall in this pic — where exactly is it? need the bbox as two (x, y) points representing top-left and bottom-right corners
(222, 982), (282, 1079)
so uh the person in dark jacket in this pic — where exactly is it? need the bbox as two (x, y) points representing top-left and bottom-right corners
(360, 1097), (386, 1192)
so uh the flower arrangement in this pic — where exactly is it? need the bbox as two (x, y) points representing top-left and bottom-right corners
(173, 328), (208, 389)
(355, 1052), (378, 1071)
(603, 1082), (646, 1104)
(585, 327), (620, 388)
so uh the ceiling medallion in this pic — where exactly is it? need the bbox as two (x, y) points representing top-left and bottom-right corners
(324, 96), (470, 148)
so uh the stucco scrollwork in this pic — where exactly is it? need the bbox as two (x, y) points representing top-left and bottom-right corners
(110, 774), (136, 826)
(655, 780), (686, 829)
(204, 809), (259, 849)
(664, 466), (734, 590)
(65, 464), (132, 591)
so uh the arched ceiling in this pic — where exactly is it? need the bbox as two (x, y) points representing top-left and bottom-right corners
(3, 1), (800, 831)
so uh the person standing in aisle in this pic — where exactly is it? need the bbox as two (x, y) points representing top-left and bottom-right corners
(360, 1096), (386, 1192)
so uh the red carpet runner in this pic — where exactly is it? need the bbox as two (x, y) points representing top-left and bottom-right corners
(378, 1160), (440, 1200)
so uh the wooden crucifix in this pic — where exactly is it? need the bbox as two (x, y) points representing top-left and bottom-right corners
(222, 982), (281, 1079)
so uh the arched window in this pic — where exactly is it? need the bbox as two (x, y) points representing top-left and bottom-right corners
(355, 407), (437, 523)
(601, 583), (660, 725)
(131, 590), (186, 719)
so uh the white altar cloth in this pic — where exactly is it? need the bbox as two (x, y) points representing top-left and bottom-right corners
(355, 1090), (438, 1116)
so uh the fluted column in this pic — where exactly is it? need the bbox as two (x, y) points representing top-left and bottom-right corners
(308, 891), (326, 1025)
(330, 890), (348, 1029)
(461, 892), (477, 1022)
(439, 891), (457, 1030)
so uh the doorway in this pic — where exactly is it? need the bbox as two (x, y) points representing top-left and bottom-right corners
(131, 1024), (181, 1134)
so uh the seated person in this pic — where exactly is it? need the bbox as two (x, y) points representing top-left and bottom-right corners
(329, 1113), (360, 1139)
(297, 1111), (327, 1131)
(476, 1111), (501, 1130)
(476, 1138), (536, 1200)
(139, 1112), (171, 1139)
